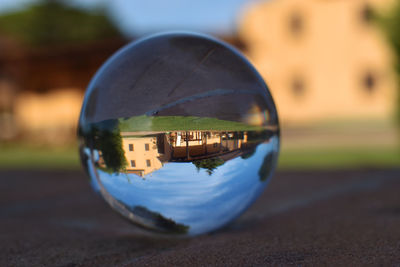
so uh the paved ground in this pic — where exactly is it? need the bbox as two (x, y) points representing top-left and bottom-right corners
(1, 168), (399, 266)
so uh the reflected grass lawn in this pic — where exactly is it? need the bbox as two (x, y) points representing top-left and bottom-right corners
(119, 115), (266, 132)
(0, 143), (399, 170)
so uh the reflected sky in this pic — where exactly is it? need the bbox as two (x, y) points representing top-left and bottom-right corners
(87, 135), (278, 235)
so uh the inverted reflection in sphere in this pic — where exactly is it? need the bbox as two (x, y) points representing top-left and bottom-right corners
(78, 32), (280, 236)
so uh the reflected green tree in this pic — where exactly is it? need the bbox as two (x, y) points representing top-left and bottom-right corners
(132, 206), (189, 234)
(258, 153), (277, 182)
(81, 119), (127, 173)
(193, 158), (225, 175)
(241, 148), (256, 159)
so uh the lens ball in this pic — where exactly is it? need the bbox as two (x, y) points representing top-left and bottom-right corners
(78, 32), (279, 236)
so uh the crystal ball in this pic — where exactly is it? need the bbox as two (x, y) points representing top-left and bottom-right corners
(78, 32), (280, 236)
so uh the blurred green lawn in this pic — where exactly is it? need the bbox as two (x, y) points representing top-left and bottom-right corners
(0, 144), (79, 169)
(0, 143), (399, 170)
(279, 146), (400, 170)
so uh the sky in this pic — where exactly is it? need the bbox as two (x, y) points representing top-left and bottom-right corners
(0, 0), (262, 36)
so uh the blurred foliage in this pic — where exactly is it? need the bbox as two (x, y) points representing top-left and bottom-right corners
(0, 0), (122, 46)
(378, 1), (400, 124)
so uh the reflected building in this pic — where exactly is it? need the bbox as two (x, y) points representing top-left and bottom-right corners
(169, 131), (248, 160)
(121, 134), (171, 177)
(120, 131), (256, 177)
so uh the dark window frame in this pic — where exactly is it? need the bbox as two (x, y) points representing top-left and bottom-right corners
(288, 10), (304, 38)
(362, 71), (377, 94)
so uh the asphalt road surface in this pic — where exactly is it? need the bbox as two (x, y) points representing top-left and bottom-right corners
(1, 168), (399, 266)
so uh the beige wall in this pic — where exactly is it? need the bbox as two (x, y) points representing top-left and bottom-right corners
(239, 0), (397, 125)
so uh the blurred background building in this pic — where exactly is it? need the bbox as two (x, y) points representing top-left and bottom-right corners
(239, 0), (397, 125)
(0, 0), (399, 169)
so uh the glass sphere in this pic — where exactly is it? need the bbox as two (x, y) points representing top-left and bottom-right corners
(78, 32), (279, 236)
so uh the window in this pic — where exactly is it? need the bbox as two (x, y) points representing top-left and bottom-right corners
(291, 76), (306, 98)
(145, 143), (150, 151)
(146, 159), (151, 167)
(129, 144), (134, 151)
(362, 71), (377, 93)
(130, 160), (136, 167)
(360, 4), (373, 25)
(288, 11), (304, 37)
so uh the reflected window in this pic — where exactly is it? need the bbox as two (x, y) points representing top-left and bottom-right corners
(129, 144), (134, 151)
(145, 143), (150, 151)
(131, 160), (136, 167)
(146, 159), (151, 167)
(362, 71), (377, 93)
